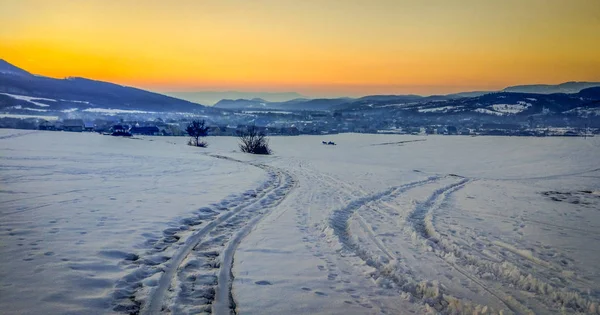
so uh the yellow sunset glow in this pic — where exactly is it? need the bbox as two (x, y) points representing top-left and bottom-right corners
(1, 0), (599, 96)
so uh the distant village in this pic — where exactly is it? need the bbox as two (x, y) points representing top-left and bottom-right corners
(9, 109), (594, 138)
(1, 59), (598, 138)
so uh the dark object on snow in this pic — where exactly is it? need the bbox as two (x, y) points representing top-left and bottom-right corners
(111, 124), (132, 137)
(130, 126), (160, 135)
(111, 130), (132, 137)
(63, 119), (85, 132)
(322, 141), (336, 145)
(239, 126), (272, 155)
(186, 120), (209, 147)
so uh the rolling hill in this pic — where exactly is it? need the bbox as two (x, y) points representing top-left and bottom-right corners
(0, 60), (207, 114)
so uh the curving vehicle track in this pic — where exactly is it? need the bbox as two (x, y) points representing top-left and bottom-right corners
(111, 155), (296, 314)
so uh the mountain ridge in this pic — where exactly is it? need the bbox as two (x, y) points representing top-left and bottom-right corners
(0, 60), (207, 113)
(502, 81), (600, 94)
(0, 59), (33, 77)
(2, 59), (599, 117)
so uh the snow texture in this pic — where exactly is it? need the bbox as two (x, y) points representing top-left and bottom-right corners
(0, 93), (54, 107)
(474, 108), (505, 116)
(82, 108), (157, 115)
(490, 102), (531, 114)
(1, 130), (600, 315)
(0, 114), (59, 120)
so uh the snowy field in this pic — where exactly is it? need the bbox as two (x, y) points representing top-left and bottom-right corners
(1, 130), (600, 314)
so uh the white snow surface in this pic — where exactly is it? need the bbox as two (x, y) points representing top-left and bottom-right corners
(417, 105), (459, 113)
(491, 103), (531, 114)
(0, 93), (54, 107)
(242, 110), (294, 115)
(11, 105), (48, 112)
(82, 108), (157, 115)
(0, 114), (59, 120)
(566, 107), (600, 116)
(0, 130), (265, 315)
(1, 130), (600, 315)
(0, 93), (89, 107)
(474, 108), (504, 116)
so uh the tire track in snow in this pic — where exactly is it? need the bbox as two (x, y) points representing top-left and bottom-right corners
(355, 213), (395, 261)
(212, 168), (295, 315)
(111, 155), (295, 315)
(406, 177), (469, 241)
(330, 176), (526, 314)
(0, 130), (38, 140)
(112, 168), (281, 314)
(316, 167), (600, 313)
(329, 176), (440, 252)
(284, 164), (396, 312)
(408, 179), (600, 314)
(411, 167), (600, 182)
(142, 157), (294, 315)
(403, 178), (534, 314)
(319, 172), (528, 313)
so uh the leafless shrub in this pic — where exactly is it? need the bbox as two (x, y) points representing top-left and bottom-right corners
(238, 126), (272, 155)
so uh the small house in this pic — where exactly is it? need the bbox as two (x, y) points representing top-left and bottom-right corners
(84, 121), (95, 132)
(112, 124), (130, 133)
(39, 120), (56, 131)
(63, 119), (85, 132)
(111, 124), (132, 137)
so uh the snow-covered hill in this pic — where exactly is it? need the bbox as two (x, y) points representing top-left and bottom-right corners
(0, 59), (33, 76)
(0, 60), (209, 114)
(503, 81), (600, 94)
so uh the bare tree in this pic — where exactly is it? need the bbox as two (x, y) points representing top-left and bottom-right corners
(186, 120), (209, 147)
(238, 126), (272, 155)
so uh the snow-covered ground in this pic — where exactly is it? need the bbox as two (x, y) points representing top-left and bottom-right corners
(0, 93), (54, 107)
(0, 130), (266, 314)
(0, 113), (60, 120)
(82, 108), (158, 115)
(490, 102), (531, 114)
(566, 107), (600, 117)
(1, 130), (599, 314)
(474, 108), (504, 116)
(417, 106), (460, 113)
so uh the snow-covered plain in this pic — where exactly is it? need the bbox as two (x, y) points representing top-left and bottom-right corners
(1, 130), (599, 315)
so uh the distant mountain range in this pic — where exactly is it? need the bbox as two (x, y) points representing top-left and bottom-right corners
(214, 97), (354, 111)
(344, 87), (600, 118)
(212, 83), (600, 112)
(1, 59), (599, 120)
(502, 82), (600, 94)
(164, 91), (307, 106)
(0, 60), (207, 114)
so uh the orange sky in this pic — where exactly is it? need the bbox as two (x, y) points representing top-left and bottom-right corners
(1, 0), (599, 97)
